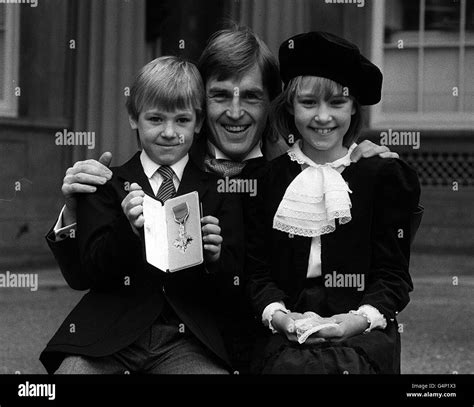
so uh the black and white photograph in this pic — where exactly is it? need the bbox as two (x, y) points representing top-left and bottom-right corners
(0, 0), (472, 404)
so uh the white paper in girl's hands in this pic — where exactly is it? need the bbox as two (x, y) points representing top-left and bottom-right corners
(294, 312), (339, 344)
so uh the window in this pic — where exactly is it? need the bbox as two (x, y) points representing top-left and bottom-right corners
(0, 4), (20, 117)
(371, 0), (474, 129)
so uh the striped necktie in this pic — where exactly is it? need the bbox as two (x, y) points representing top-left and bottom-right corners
(155, 165), (176, 203)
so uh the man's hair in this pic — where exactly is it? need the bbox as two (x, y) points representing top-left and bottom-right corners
(198, 26), (281, 101)
(126, 56), (205, 121)
(270, 76), (362, 147)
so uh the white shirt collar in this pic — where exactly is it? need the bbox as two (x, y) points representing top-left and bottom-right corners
(140, 149), (189, 181)
(207, 140), (263, 162)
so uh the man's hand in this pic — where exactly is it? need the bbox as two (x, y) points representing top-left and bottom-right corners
(350, 140), (399, 162)
(313, 313), (369, 342)
(62, 152), (113, 225)
(121, 183), (145, 236)
(201, 216), (223, 263)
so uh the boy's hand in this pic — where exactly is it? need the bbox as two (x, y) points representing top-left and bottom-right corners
(350, 140), (399, 162)
(62, 152), (113, 225)
(121, 183), (145, 236)
(201, 216), (222, 263)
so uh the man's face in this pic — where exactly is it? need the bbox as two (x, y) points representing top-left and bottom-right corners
(205, 65), (270, 161)
(129, 106), (201, 166)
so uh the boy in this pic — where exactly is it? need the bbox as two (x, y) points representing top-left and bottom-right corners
(40, 56), (243, 374)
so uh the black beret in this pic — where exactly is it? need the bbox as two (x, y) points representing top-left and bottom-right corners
(279, 31), (383, 105)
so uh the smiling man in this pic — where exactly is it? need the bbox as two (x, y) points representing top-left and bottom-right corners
(44, 25), (397, 374)
(205, 65), (270, 161)
(190, 27), (282, 179)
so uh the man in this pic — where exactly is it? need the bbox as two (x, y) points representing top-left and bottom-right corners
(45, 26), (397, 373)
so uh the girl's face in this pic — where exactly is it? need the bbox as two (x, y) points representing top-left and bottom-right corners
(291, 78), (355, 160)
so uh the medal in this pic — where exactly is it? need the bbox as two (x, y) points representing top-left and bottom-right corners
(172, 202), (193, 252)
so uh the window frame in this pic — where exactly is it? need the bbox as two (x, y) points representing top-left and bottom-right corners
(0, 5), (20, 118)
(370, 0), (474, 130)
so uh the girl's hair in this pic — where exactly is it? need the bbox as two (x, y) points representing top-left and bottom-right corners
(126, 56), (205, 122)
(269, 76), (362, 148)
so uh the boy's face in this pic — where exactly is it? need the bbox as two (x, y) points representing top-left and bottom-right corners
(129, 106), (202, 166)
(205, 64), (270, 161)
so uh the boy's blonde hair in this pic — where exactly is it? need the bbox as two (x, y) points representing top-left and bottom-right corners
(269, 76), (362, 148)
(126, 56), (205, 121)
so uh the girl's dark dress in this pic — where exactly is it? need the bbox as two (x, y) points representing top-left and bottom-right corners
(244, 153), (420, 374)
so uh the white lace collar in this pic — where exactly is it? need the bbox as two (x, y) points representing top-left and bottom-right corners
(273, 141), (356, 237)
(287, 140), (357, 169)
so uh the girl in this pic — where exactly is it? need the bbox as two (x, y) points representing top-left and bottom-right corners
(244, 32), (421, 374)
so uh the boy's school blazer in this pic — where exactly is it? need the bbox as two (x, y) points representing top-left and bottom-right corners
(40, 151), (244, 373)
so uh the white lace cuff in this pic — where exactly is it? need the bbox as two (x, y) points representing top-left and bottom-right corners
(349, 304), (387, 332)
(262, 302), (290, 334)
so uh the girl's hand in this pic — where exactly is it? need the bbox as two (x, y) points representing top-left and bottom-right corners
(287, 312), (307, 321)
(121, 183), (145, 236)
(315, 313), (369, 341)
(271, 311), (298, 342)
(201, 216), (222, 263)
(272, 312), (327, 345)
